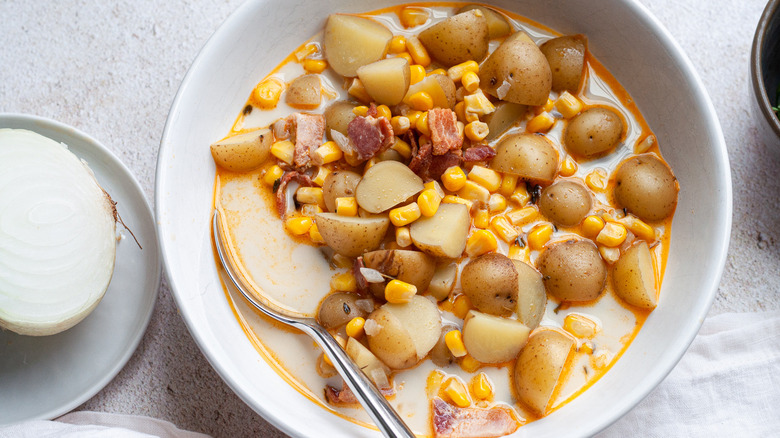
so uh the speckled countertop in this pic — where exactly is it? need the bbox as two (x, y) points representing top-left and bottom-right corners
(0, 0), (778, 437)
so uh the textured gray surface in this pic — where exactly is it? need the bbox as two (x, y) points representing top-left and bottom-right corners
(0, 0), (777, 437)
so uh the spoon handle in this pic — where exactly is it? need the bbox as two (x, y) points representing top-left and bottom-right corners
(295, 321), (417, 438)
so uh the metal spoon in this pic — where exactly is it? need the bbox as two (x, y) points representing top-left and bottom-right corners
(212, 209), (416, 438)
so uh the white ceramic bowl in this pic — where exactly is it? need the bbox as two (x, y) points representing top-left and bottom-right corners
(156, 1), (731, 436)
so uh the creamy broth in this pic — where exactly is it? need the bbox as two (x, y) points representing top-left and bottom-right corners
(213, 3), (673, 436)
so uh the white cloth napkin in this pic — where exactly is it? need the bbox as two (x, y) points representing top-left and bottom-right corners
(1, 312), (778, 437)
(599, 311), (780, 437)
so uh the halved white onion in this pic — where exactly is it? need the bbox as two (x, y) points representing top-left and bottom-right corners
(0, 129), (117, 336)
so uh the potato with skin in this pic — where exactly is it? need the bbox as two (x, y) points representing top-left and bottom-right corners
(479, 32), (552, 106)
(324, 101), (357, 138)
(418, 10), (489, 67)
(613, 154), (678, 222)
(539, 180), (592, 227)
(484, 102), (527, 141)
(612, 241), (658, 309)
(539, 35), (587, 92)
(537, 239), (607, 302)
(285, 74), (321, 108)
(409, 203), (470, 259)
(403, 74), (457, 109)
(564, 107), (624, 157)
(427, 263), (458, 301)
(357, 57), (411, 106)
(345, 337), (390, 385)
(491, 133), (558, 184)
(355, 161), (424, 213)
(317, 292), (369, 329)
(363, 249), (436, 299)
(366, 295), (442, 369)
(210, 128), (272, 172)
(457, 5), (512, 39)
(461, 253), (518, 317)
(514, 329), (576, 415)
(323, 14), (392, 77)
(512, 260), (547, 329)
(462, 310), (530, 364)
(314, 213), (389, 257)
(429, 323), (459, 367)
(322, 170), (361, 212)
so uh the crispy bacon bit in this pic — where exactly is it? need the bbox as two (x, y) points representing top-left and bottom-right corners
(325, 383), (395, 406)
(428, 153), (463, 181)
(462, 145), (497, 162)
(367, 102), (378, 118)
(409, 136), (434, 177)
(353, 256), (368, 294)
(275, 171), (314, 217)
(347, 115), (395, 161)
(273, 117), (292, 140)
(432, 397), (520, 438)
(428, 108), (463, 156)
(292, 113), (326, 168)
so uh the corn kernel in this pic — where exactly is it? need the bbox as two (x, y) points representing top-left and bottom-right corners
(599, 245), (621, 264)
(321, 352), (333, 367)
(424, 180), (445, 198)
(409, 91), (434, 111)
(410, 64), (426, 85)
(447, 60), (480, 82)
(444, 378), (471, 408)
(389, 202), (422, 227)
(439, 166), (466, 192)
(332, 254), (353, 269)
(296, 187), (325, 208)
(527, 223), (554, 250)
(385, 279), (417, 303)
(416, 111), (431, 136)
(560, 156), (578, 177)
(463, 90), (496, 119)
(300, 204), (323, 218)
(262, 165), (284, 186)
(563, 313), (599, 339)
(396, 226), (412, 247)
(270, 140), (295, 165)
(442, 195), (474, 210)
(336, 197), (358, 216)
(308, 223), (324, 243)
(428, 68), (447, 76)
(312, 166), (331, 187)
(363, 157), (379, 171)
(499, 174), (518, 197)
(506, 206), (538, 225)
(406, 36), (431, 67)
(527, 111), (555, 133)
(302, 58), (328, 74)
(253, 78), (284, 109)
(635, 134), (656, 154)
(488, 193), (507, 213)
(313, 141), (342, 165)
(396, 52), (414, 65)
(458, 180), (490, 204)
(348, 78), (371, 103)
(466, 230), (498, 257)
(400, 6), (429, 28)
(285, 216), (313, 235)
(580, 342), (594, 355)
(556, 91), (583, 119)
(461, 71), (480, 93)
(624, 216), (655, 241)
(353, 105), (369, 117)
(536, 98), (554, 114)
(596, 222), (627, 247)
(444, 330), (468, 357)
(585, 169), (608, 191)
(582, 215), (606, 238)
(510, 184), (530, 205)
(389, 35), (407, 54)
(405, 110), (422, 127)
(346, 317), (366, 338)
(473, 208), (490, 229)
(459, 354), (481, 373)
(391, 116), (411, 136)
(418, 189), (442, 217)
(331, 272), (357, 292)
(453, 101), (467, 123)
(471, 373), (493, 400)
(491, 216), (519, 243)
(457, 121), (465, 139)
(453, 294), (473, 319)
(464, 121), (489, 142)
(373, 104), (391, 120)
(467, 166), (501, 192)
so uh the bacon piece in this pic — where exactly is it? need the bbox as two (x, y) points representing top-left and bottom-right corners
(428, 108), (463, 156)
(432, 397), (520, 438)
(353, 256), (368, 294)
(275, 171), (314, 217)
(367, 102), (378, 118)
(462, 145), (497, 162)
(325, 383), (395, 406)
(347, 115), (395, 161)
(409, 136), (434, 177)
(428, 153), (463, 181)
(292, 113), (326, 168)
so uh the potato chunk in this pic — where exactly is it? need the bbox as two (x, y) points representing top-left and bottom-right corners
(285, 74), (321, 108)
(210, 128), (272, 172)
(366, 295), (441, 369)
(491, 133), (558, 184)
(457, 5), (512, 39)
(363, 249), (436, 299)
(479, 32), (552, 106)
(612, 241), (657, 309)
(418, 10), (489, 67)
(324, 14), (392, 77)
(462, 310), (530, 364)
(514, 329), (575, 415)
(409, 203), (470, 259)
(314, 213), (390, 257)
(355, 161), (424, 213)
(357, 57), (411, 106)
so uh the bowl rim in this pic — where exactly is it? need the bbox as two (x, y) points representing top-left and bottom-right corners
(155, 1), (732, 436)
(751, 0), (780, 138)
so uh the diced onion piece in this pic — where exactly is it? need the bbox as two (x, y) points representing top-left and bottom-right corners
(0, 129), (117, 336)
(359, 267), (386, 283)
(371, 367), (391, 390)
